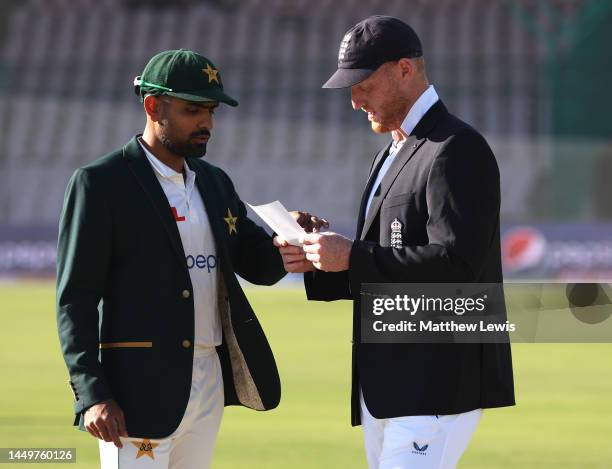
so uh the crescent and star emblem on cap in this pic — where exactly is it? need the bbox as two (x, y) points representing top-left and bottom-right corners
(203, 63), (219, 84)
(224, 208), (238, 235)
(131, 438), (159, 460)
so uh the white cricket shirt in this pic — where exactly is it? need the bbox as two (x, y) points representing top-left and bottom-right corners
(139, 139), (221, 346)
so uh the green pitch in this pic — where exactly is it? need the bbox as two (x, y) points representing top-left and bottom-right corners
(1, 282), (611, 468)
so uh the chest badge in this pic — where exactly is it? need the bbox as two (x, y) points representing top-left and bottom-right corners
(224, 208), (238, 235)
(390, 218), (403, 248)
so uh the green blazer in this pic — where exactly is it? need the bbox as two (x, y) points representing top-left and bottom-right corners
(56, 136), (286, 438)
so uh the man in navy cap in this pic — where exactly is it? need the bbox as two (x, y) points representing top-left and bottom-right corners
(276, 16), (515, 468)
(56, 49), (323, 469)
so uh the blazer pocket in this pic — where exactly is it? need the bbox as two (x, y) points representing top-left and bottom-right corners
(99, 341), (153, 349)
(382, 192), (415, 209)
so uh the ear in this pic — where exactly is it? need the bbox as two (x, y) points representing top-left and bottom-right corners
(143, 95), (163, 122)
(396, 58), (414, 80)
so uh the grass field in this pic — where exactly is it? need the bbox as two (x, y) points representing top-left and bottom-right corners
(1, 281), (612, 468)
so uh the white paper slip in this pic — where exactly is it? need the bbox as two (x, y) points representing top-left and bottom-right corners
(247, 201), (305, 246)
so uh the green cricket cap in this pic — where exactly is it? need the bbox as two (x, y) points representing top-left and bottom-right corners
(134, 49), (238, 106)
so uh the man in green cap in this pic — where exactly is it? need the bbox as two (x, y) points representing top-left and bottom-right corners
(56, 49), (321, 468)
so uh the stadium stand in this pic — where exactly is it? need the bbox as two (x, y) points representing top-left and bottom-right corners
(0, 0), (579, 233)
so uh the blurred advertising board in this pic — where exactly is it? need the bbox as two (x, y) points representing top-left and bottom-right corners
(1, 224), (611, 280)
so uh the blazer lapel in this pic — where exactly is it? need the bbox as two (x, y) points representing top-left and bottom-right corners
(358, 100), (450, 241)
(122, 136), (187, 267)
(359, 136), (424, 240)
(355, 142), (392, 238)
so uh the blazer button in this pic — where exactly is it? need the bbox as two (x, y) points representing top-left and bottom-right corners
(182, 289), (190, 299)
(182, 339), (192, 349)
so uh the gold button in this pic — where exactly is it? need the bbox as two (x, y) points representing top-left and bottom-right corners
(182, 289), (190, 299)
(182, 339), (191, 348)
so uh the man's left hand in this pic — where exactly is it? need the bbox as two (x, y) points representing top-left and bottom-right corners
(274, 236), (315, 273)
(301, 232), (353, 272)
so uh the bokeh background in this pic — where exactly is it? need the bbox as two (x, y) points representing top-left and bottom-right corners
(1, 0), (612, 278)
(1, 0), (611, 467)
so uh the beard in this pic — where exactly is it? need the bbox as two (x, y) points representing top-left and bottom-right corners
(159, 123), (209, 159)
(371, 121), (394, 133)
(367, 107), (400, 134)
(368, 86), (411, 134)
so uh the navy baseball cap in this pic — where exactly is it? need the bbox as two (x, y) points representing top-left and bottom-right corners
(323, 16), (423, 89)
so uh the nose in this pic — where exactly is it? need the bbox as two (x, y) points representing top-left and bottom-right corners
(200, 110), (214, 131)
(350, 87), (363, 110)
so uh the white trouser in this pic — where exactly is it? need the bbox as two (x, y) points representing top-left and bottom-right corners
(360, 391), (482, 469)
(99, 345), (224, 469)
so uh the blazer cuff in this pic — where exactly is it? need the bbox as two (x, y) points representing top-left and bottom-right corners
(70, 373), (113, 415)
(304, 270), (351, 301)
(74, 396), (111, 415)
(348, 240), (378, 294)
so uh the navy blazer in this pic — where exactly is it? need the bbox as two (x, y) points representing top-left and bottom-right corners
(305, 101), (515, 425)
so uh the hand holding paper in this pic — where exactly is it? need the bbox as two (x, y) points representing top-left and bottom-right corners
(248, 201), (330, 246)
(249, 200), (331, 273)
(248, 201), (306, 246)
(291, 211), (330, 234)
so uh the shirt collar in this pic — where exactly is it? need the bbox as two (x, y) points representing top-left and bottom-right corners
(138, 138), (196, 187)
(399, 84), (439, 137)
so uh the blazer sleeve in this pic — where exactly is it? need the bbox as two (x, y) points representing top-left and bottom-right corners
(349, 130), (500, 288)
(303, 145), (389, 302)
(304, 270), (352, 301)
(56, 168), (114, 419)
(217, 169), (286, 286)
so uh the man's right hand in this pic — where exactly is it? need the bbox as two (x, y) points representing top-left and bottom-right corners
(84, 399), (128, 448)
(289, 211), (329, 233)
